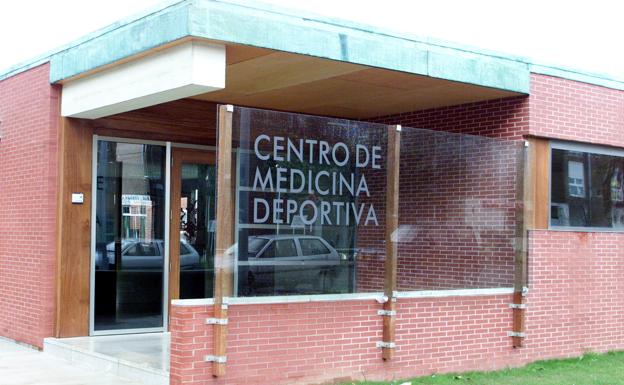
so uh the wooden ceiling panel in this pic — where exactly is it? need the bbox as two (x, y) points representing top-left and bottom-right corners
(226, 44), (274, 65)
(196, 76), (400, 117)
(336, 68), (442, 91)
(191, 44), (523, 119)
(218, 51), (366, 96)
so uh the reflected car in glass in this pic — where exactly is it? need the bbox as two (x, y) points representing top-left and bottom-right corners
(240, 235), (344, 295)
(95, 239), (200, 270)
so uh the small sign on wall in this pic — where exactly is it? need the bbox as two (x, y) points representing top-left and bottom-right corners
(71, 193), (84, 204)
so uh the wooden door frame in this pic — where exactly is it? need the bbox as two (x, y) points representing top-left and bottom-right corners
(168, 147), (216, 318)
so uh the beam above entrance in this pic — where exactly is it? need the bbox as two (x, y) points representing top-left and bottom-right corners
(60, 41), (225, 119)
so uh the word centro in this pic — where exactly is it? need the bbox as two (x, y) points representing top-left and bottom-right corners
(253, 198), (379, 226)
(254, 134), (382, 168)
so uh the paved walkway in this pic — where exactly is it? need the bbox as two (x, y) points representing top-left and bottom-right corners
(0, 338), (142, 385)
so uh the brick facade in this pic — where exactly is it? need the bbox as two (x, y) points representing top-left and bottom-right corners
(524, 231), (624, 356)
(373, 95), (529, 140)
(0, 64), (60, 348)
(170, 230), (624, 384)
(1, 56), (624, 384)
(170, 74), (624, 384)
(529, 74), (624, 146)
(170, 294), (515, 385)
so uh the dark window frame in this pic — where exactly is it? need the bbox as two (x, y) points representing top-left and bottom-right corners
(550, 141), (624, 231)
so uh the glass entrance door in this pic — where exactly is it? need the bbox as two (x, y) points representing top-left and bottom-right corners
(92, 140), (216, 334)
(93, 140), (167, 333)
(168, 148), (217, 302)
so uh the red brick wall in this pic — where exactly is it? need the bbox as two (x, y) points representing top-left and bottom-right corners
(0, 64), (60, 348)
(170, 230), (624, 384)
(529, 74), (624, 146)
(372, 95), (529, 140)
(524, 230), (624, 356)
(170, 294), (516, 385)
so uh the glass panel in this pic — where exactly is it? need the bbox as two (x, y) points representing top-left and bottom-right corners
(232, 107), (388, 296)
(396, 128), (523, 290)
(179, 163), (217, 299)
(94, 141), (166, 331)
(551, 148), (624, 228)
(225, 106), (524, 296)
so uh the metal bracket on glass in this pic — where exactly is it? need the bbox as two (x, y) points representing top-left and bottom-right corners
(205, 355), (227, 363)
(220, 297), (229, 310)
(508, 331), (526, 338)
(509, 303), (526, 310)
(377, 310), (396, 317)
(206, 318), (229, 325)
(395, 125), (402, 132)
(226, 104), (234, 113)
(376, 341), (396, 349)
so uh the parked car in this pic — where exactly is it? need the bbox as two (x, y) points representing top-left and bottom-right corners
(95, 239), (200, 270)
(238, 235), (345, 294)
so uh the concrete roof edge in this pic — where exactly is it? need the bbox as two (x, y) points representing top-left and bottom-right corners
(196, 0), (529, 93)
(1, 0), (622, 93)
(530, 62), (624, 91)
(0, 57), (51, 82)
(211, 0), (533, 64)
(44, 0), (531, 92)
(0, 0), (186, 82)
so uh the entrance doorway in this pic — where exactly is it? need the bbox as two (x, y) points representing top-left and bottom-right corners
(168, 148), (216, 303)
(91, 138), (216, 335)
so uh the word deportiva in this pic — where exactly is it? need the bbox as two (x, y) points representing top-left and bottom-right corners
(251, 135), (381, 226)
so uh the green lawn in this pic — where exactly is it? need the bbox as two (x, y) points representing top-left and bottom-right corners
(342, 351), (624, 385)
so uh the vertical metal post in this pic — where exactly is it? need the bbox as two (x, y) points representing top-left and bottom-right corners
(213, 105), (234, 376)
(512, 141), (529, 347)
(163, 142), (171, 331)
(382, 125), (401, 360)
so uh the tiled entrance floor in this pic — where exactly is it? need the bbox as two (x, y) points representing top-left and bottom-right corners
(43, 333), (169, 385)
(0, 337), (143, 385)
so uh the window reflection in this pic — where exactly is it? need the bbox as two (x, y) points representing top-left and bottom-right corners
(94, 141), (166, 331)
(551, 148), (624, 228)
(178, 163), (216, 299)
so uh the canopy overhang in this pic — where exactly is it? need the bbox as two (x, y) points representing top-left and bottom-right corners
(54, 0), (530, 119)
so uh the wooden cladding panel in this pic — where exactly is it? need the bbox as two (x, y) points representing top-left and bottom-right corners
(56, 98), (220, 337)
(193, 49), (519, 120)
(212, 105), (234, 376)
(512, 137), (549, 347)
(168, 149), (216, 311)
(92, 99), (218, 145)
(382, 125), (401, 360)
(56, 118), (93, 337)
(526, 137), (550, 230)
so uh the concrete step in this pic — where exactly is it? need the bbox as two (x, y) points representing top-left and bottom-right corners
(43, 334), (169, 385)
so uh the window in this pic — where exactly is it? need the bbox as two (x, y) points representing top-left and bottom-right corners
(300, 238), (330, 256)
(551, 143), (624, 229)
(125, 242), (158, 257)
(567, 161), (585, 197)
(247, 237), (269, 258)
(261, 239), (298, 258)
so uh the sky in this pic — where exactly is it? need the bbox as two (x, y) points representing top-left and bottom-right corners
(1, 0), (623, 79)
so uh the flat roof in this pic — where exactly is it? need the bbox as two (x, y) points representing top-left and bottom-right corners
(1, 0), (623, 92)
